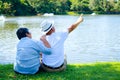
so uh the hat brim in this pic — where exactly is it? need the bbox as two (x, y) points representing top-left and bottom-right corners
(43, 24), (53, 34)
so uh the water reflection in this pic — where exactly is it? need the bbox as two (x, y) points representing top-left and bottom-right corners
(0, 21), (5, 27)
(0, 15), (6, 27)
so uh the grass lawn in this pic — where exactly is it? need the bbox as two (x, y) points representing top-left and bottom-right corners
(0, 62), (120, 80)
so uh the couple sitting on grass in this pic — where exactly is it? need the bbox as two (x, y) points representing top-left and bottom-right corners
(14, 14), (83, 74)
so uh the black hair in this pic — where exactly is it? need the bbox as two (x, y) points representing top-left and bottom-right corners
(16, 28), (29, 40)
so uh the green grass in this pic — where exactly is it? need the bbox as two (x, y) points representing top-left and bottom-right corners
(0, 62), (120, 80)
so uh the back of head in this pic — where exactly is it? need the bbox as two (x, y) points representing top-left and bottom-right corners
(16, 28), (29, 40)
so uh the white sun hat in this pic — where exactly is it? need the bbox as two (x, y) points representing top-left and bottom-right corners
(40, 20), (54, 34)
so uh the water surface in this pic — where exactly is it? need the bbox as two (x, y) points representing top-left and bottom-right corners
(0, 15), (120, 64)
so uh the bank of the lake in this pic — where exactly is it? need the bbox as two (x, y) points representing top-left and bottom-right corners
(0, 62), (120, 80)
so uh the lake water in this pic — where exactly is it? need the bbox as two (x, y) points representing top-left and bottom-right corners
(0, 15), (120, 64)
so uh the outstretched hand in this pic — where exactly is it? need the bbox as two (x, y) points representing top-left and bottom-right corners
(76, 14), (84, 23)
(68, 14), (84, 33)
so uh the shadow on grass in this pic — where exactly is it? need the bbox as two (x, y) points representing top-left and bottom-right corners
(0, 62), (120, 80)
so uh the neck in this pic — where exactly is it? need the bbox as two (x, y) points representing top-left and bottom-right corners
(46, 30), (54, 35)
(46, 32), (52, 35)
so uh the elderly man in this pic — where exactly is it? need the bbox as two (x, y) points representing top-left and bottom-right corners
(40, 14), (83, 72)
(14, 28), (52, 74)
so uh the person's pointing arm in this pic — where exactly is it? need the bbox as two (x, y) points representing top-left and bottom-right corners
(68, 14), (84, 33)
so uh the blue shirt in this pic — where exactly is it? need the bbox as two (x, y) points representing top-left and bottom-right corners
(14, 37), (51, 74)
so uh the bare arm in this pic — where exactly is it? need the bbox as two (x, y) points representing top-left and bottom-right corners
(68, 14), (83, 33)
(40, 35), (51, 48)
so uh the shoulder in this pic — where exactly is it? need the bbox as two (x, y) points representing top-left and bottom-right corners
(27, 38), (43, 47)
(31, 39), (42, 44)
(56, 29), (69, 35)
(60, 29), (69, 37)
(55, 29), (69, 39)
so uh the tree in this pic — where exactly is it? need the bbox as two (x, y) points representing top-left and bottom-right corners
(89, 0), (101, 11)
(114, 0), (120, 13)
(0, 1), (4, 14)
(11, 0), (36, 16)
(70, 0), (90, 13)
(55, 0), (71, 14)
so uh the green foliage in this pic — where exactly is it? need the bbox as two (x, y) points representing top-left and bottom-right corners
(0, 62), (120, 80)
(0, 0), (120, 16)
(0, 0), (36, 16)
(114, 0), (120, 13)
